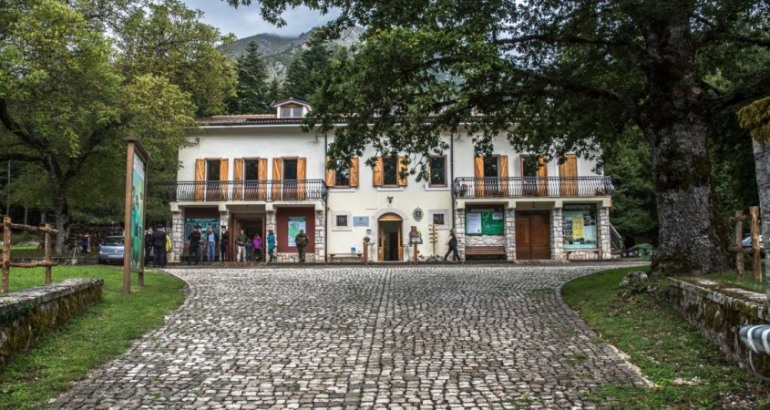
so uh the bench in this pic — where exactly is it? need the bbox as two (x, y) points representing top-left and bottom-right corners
(565, 249), (602, 260)
(329, 253), (363, 263)
(464, 246), (506, 261)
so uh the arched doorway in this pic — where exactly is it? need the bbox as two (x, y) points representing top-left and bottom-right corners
(378, 213), (403, 261)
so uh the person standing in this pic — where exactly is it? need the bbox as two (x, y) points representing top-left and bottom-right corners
(244, 232), (253, 262)
(253, 232), (263, 262)
(220, 227), (229, 263)
(236, 229), (248, 262)
(81, 233), (90, 254)
(151, 224), (167, 268)
(266, 230), (276, 263)
(444, 230), (460, 262)
(188, 226), (202, 265)
(295, 229), (308, 263)
(144, 228), (153, 265)
(206, 226), (216, 263)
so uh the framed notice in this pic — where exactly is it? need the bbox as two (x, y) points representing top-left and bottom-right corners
(287, 216), (307, 247)
(123, 137), (151, 294)
(465, 207), (505, 235)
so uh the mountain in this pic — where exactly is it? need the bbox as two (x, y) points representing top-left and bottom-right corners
(223, 27), (364, 79)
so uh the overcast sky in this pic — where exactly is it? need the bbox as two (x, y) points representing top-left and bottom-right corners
(183, 0), (339, 39)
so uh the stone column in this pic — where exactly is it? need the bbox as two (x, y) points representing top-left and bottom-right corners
(552, 208), (564, 260)
(315, 209), (324, 262)
(171, 210), (184, 263)
(599, 206), (611, 259)
(455, 208), (466, 259)
(505, 208), (516, 261)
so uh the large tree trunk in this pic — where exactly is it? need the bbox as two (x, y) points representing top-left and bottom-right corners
(649, 120), (729, 275)
(751, 139), (770, 311)
(639, 9), (730, 275)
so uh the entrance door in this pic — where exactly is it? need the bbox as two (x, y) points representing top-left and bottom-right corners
(378, 214), (403, 261)
(515, 211), (551, 259)
(233, 216), (264, 259)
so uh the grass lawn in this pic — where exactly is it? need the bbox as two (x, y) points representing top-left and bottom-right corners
(562, 266), (770, 409)
(0, 265), (185, 410)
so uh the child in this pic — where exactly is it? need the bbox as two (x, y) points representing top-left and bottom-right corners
(244, 232), (253, 262)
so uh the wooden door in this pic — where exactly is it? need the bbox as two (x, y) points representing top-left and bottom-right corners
(559, 154), (577, 196)
(515, 212), (551, 259)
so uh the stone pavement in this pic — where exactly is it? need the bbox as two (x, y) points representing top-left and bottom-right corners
(50, 263), (650, 409)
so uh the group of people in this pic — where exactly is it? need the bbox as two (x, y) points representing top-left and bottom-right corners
(144, 224), (171, 268)
(235, 229), (277, 263)
(186, 225), (226, 265)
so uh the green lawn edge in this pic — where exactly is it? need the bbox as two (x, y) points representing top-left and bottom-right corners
(0, 266), (186, 410)
(561, 266), (770, 409)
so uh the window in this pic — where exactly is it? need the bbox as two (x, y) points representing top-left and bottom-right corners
(335, 161), (351, 187)
(428, 210), (450, 229)
(433, 213), (445, 225)
(429, 156), (446, 186)
(483, 156), (498, 177)
(522, 156), (540, 177)
(244, 159), (260, 180)
(283, 159), (298, 180)
(336, 215), (348, 227)
(281, 106), (303, 118)
(562, 204), (598, 249)
(206, 159), (221, 181)
(332, 211), (353, 231)
(382, 156), (398, 186)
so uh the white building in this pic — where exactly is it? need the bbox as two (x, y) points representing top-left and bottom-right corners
(168, 99), (616, 262)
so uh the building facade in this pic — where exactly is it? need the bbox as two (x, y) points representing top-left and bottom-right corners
(168, 99), (615, 263)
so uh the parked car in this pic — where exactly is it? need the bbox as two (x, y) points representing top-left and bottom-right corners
(98, 236), (125, 264)
(741, 235), (764, 248)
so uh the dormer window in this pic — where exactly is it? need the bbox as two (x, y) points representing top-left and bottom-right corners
(271, 98), (312, 119)
(281, 106), (303, 118)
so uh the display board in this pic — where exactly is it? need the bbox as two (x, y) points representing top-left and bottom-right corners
(562, 204), (597, 249)
(465, 207), (505, 235)
(288, 216), (307, 247)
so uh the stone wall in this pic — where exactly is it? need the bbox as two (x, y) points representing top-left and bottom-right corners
(0, 279), (103, 369)
(668, 278), (770, 377)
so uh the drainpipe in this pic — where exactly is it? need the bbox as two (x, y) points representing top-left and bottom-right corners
(450, 133), (456, 229)
(324, 133), (328, 263)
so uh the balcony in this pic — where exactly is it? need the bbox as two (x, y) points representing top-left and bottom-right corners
(164, 180), (327, 202)
(452, 177), (614, 199)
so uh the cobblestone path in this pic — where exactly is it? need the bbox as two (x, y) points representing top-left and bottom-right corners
(50, 264), (649, 409)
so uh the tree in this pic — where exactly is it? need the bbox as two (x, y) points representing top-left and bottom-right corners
(282, 35), (333, 102)
(0, 0), (231, 251)
(738, 96), (770, 310)
(228, 41), (271, 114)
(228, 0), (770, 276)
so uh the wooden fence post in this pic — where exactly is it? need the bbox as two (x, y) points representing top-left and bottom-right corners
(2, 216), (10, 294)
(735, 210), (745, 278)
(44, 223), (52, 284)
(750, 206), (762, 283)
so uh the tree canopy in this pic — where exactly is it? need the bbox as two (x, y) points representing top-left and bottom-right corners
(0, 0), (235, 250)
(228, 41), (271, 114)
(228, 0), (770, 275)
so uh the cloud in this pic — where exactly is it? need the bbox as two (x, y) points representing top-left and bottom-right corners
(184, 0), (339, 38)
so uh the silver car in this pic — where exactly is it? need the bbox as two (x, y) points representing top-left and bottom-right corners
(98, 236), (124, 264)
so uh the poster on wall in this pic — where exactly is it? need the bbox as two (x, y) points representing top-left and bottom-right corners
(184, 218), (219, 239)
(287, 216), (307, 247)
(129, 152), (145, 272)
(562, 204), (597, 249)
(465, 208), (505, 235)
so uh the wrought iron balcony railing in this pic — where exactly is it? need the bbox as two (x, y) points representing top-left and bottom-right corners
(163, 180), (327, 202)
(452, 177), (614, 199)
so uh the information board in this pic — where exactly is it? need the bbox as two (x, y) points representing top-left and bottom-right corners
(465, 208), (505, 235)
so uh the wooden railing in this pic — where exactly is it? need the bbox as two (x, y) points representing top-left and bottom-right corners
(162, 180), (328, 202)
(1, 217), (58, 293)
(452, 176), (614, 199)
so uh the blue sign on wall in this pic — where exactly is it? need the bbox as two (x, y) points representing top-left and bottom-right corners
(353, 216), (369, 227)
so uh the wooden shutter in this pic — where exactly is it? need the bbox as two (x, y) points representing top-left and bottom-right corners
(234, 159), (244, 200)
(194, 159), (205, 201)
(272, 158), (283, 200)
(499, 155), (509, 196)
(537, 156), (548, 196)
(350, 157), (359, 187)
(474, 156), (484, 197)
(258, 158), (268, 200)
(373, 157), (383, 186)
(297, 157), (307, 200)
(325, 156), (336, 186)
(559, 154), (577, 196)
(220, 159), (229, 200)
(397, 156), (408, 186)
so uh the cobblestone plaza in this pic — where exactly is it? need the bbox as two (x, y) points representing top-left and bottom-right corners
(51, 264), (649, 409)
